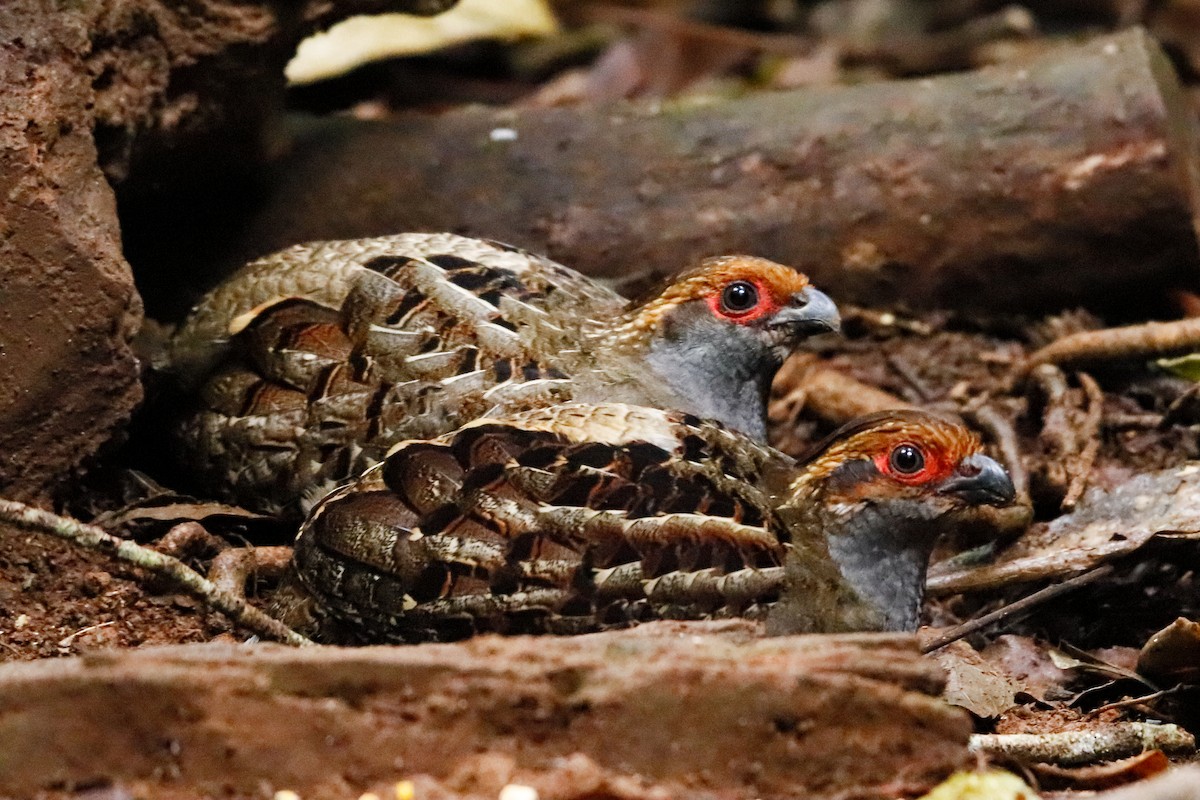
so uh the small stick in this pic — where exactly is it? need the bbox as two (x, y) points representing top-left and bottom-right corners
(921, 564), (1114, 654)
(0, 499), (311, 647)
(884, 352), (937, 403)
(1021, 317), (1200, 375)
(1062, 372), (1104, 510)
(968, 722), (1195, 766)
(1104, 412), (1164, 429)
(1161, 382), (1200, 428)
(1091, 687), (1183, 716)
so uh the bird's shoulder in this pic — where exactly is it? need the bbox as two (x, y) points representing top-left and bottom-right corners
(171, 233), (624, 382)
(367, 402), (795, 530)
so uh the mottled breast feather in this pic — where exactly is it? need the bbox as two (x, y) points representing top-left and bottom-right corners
(287, 405), (796, 643)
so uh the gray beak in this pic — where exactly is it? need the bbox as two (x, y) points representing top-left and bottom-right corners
(939, 454), (1016, 507)
(771, 287), (840, 336)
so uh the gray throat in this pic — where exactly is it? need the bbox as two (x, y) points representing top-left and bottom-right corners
(641, 327), (773, 441)
(824, 504), (937, 632)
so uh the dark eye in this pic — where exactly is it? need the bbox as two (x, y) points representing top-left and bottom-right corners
(721, 281), (758, 313)
(889, 444), (925, 475)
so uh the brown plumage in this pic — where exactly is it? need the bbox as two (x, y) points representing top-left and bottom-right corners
(272, 404), (1015, 643)
(170, 234), (839, 514)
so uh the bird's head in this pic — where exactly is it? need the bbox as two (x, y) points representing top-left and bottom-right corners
(617, 255), (840, 359)
(606, 256), (839, 439)
(777, 409), (1016, 631)
(792, 409), (1015, 521)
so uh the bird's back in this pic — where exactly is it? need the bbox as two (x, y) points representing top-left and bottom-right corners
(282, 403), (798, 643)
(172, 235), (632, 513)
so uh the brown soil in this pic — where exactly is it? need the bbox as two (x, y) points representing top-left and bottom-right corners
(0, 523), (215, 660)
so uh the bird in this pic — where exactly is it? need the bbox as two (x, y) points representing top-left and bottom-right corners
(170, 233), (840, 514)
(270, 403), (1016, 643)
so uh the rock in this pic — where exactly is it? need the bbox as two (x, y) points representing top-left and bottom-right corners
(0, 0), (457, 498)
(0, 622), (971, 799)
(0, 6), (142, 500)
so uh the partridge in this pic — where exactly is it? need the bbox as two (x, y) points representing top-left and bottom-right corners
(171, 233), (839, 513)
(274, 404), (1015, 643)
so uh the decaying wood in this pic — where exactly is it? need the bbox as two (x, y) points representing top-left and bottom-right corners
(0, 624), (970, 799)
(147, 29), (1200, 316)
(0, 0), (458, 499)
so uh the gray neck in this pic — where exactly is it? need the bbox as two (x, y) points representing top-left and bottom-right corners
(640, 320), (774, 441)
(822, 502), (942, 631)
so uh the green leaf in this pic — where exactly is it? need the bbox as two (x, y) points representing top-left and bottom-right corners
(1157, 353), (1200, 382)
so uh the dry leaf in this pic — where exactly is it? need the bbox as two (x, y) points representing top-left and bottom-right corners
(1031, 750), (1169, 791)
(981, 636), (1074, 703)
(286, 0), (559, 85)
(916, 769), (1040, 800)
(934, 640), (1024, 718)
(1138, 617), (1200, 684)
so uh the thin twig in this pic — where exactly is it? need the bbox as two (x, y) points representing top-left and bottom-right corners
(1161, 381), (1200, 428)
(1104, 412), (1164, 429)
(884, 352), (937, 402)
(59, 620), (116, 648)
(1062, 372), (1104, 511)
(0, 499), (311, 647)
(921, 564), (1115, 654)
(1090, 686), (1185, 717)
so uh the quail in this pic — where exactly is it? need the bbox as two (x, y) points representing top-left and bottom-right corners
(171, 233), (840, 514)
(274, 403), (1015, 643)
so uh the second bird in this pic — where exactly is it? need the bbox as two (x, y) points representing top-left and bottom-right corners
(273, 404), (1016, 643)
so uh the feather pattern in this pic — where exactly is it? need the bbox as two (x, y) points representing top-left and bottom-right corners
(172, 234), (839, 514)
(277, 404), (1014, 643)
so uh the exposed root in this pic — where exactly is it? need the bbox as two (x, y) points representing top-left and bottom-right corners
(1062, 372), (1104, 511)
(0, 499), (311, 647)
(1021, 317), (1200, 375)
(154, 521), (230, 559)
(209, 546), (295, 598)
(1031, 364), (1077, 503)
(793, 365), (915, 426)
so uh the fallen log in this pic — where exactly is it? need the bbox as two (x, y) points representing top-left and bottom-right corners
(0, 623), (970, 799)
(130, 28), (1200, 317)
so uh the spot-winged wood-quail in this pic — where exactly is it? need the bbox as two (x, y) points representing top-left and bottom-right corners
(170, 233), (840, 514)
(271, 403), (1015, 643)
